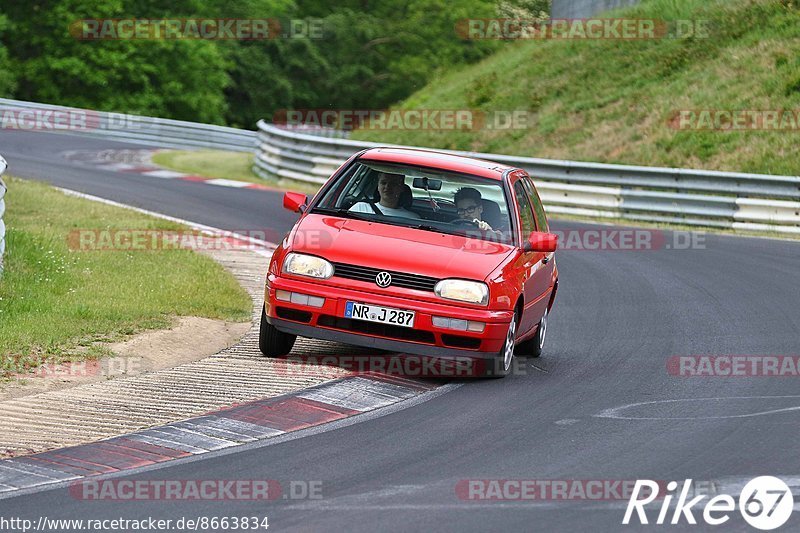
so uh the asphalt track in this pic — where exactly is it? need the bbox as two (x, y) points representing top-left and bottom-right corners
(1, 130), (800, 532)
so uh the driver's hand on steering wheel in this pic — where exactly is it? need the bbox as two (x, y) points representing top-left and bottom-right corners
(473, 219), (493, 232)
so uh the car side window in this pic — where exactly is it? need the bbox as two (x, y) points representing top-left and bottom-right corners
(513, 181), (537, 240)
(522, 177), (549, 233)
(332, 166), (374, 208)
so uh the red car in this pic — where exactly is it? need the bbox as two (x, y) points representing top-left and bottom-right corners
(260, 148), (558, 377)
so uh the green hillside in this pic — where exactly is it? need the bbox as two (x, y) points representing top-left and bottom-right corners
(352, 0), (800, 176)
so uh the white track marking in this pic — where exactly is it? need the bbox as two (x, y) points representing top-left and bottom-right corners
(95, 163), (138, 171)
(142, 169), (188, 179)
(596, 396), (800, 420)
(204, 178), (254, 188)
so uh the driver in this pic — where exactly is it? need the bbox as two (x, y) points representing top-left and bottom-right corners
(349, 172), (420, 218)
(454, 187), (500, 235)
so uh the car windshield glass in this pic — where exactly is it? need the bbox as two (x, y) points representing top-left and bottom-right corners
(312, 161), (514, 244)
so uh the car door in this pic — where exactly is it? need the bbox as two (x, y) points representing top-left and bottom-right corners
(511, 174), (551, 336)
(522, 174), (556, 310)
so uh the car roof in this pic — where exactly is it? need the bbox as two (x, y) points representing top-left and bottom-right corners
(358, 147), (516, 180)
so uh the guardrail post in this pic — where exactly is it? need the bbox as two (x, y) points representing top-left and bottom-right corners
(0, 154), (7, 275)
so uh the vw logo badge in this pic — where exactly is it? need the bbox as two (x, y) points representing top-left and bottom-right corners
(375, 271), (392, 288)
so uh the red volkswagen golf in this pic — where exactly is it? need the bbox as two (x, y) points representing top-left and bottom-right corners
(260, 148), (559, 377)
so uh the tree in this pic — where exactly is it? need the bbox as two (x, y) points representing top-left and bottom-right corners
(0, 0), (506, 126)
(1, 0), (229, 123)
(0, 14), (16, 96)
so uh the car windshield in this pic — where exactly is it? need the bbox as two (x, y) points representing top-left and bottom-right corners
(312, 161), (514, 244)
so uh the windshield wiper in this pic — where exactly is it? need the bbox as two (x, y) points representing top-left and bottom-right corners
(310, 207), (375, 222)
(407, 223), (442, 233)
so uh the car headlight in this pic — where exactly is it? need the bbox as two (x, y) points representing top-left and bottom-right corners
(282, 253), (334, 279)
(434, 279), (489, 306)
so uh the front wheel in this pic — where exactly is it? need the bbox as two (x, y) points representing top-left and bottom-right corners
(259, 305), (296, 357)
(482, 311), (518, 378)
(517, 306), (548, 358)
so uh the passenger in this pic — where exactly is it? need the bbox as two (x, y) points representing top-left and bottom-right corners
(454, 187), (500, 234)
(349, 172), (420, 218)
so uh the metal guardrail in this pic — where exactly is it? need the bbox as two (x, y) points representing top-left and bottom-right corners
(0, 154), (7, 273)
(0, 98), (257, 152)
(254, 121), (800, 234)
(1, 97), (796, 236)
(551, 0), (642, 19)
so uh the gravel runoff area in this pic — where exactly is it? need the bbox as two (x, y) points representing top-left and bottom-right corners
(0, 246), (366, 458)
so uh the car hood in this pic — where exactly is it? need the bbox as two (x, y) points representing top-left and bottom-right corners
(289, 214), (514, 281)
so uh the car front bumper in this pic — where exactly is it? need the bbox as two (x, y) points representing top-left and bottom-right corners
(265, 274), (513, 359)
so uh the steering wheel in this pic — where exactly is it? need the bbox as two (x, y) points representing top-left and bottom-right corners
(340, 195), (359, 210)
(451, 218), (479, 227)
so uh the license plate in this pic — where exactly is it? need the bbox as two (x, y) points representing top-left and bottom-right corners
(344, 301), (416, 328)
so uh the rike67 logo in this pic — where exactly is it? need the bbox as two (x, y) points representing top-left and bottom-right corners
(624, 476), (794, 530)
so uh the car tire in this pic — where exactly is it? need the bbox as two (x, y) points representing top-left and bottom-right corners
(517, 306), (548, 359)
(483, 311), (518, 379)
(259, 305), (296, 357)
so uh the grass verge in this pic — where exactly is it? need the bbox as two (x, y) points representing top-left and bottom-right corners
(0, 177), (252, 376)
(152, 150), (260, 183)
(152, 149), (321, 196)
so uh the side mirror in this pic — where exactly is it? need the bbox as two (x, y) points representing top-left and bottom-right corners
(283, 191), (308, 213)
(524, 231), (558, 253)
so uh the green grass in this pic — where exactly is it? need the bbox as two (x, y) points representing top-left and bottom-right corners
(152, 150), (321, 195)
(351, 0), (800, 176)
(152, 150), (260, 183)
(0, 177), (252, 376)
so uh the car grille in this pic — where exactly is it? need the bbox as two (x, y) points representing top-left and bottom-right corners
(331, 262), (439, 292)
